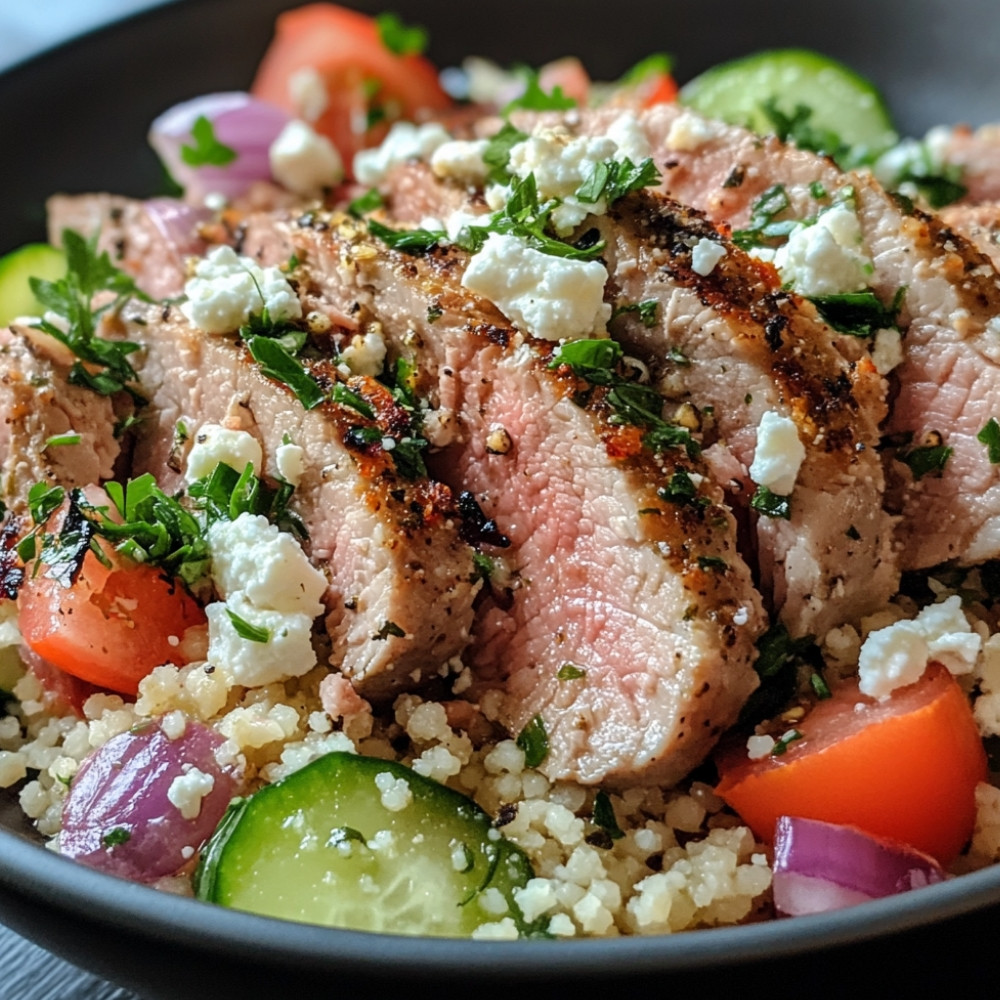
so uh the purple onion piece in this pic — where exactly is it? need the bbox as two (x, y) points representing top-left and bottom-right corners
(148, 91), (291, 203)
(772, 815), (945, 917)
(61, 719), (240, 882)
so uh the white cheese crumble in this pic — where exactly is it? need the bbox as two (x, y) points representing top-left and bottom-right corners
(287, 66), (329, 123)
(507, 127), (618, 234)
(269, 119), (344, 196)
(664, 110), (723, 152)
(461, 232), (611, 342)
(430, 138), (491, 186)
(858, 594), (981, 700)
(871, 327), (904, 375)
(275, 441), (306, 487)
(166, 767), (214, 820)
(605, 111), (653, 165)
(206, 592), (318, 687)
(772, 201), (873, 297)
(353, 121), (451, 187)
(339, 330), (387, 377)
(184, 424), (263, 483)
(181, 246), (302, 335)
(690, 237), (727, 276)
(748, 411), (806, 496)
(208, 512), (326, 616)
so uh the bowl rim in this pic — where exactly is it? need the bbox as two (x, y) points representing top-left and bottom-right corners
(3, 823), (1000, 971)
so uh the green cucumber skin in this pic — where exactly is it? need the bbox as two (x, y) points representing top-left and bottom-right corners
(0, 243), (66, 326)
(679, 48), (897, 157)
(195, 752), (539, 938)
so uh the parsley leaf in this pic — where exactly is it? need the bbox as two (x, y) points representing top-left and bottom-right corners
(575, 157), (661, 205)
(367, 219), (444, 256)
(347, 188), (384, 217)
(731, 184), (795, 250)
(901, 443), (952, 480)
(503, 70), (576, 114)
(612, 300), (658, 327)
(374, 12), (428, 56)
(245, 335), (326, 410)
(979, 418), (1000, 464)
(226, 609), (271, 643)
(516, 714), (549, 768)
(750, 485), (791, 520)
(739, 624), (817, 726)
(557, 662), (586, 681)
(592, 790), (624, 840)
(30, 229), (148, 398)
(482, 122), (529, 185)
(759, 99), (849, 165)
(180, 115), (237, 167)
(658, 470), (709, 509)
(809, 287), (905, 338)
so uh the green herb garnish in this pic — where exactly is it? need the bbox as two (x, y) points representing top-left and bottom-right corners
(516, 714), (549, 768)
(809, 287), (905, 338)
(226, 609), (271, 643)
(180, 115), (237, 167)
(591, 790), (624, 840)
(503, 70), (576, 114)
(750, 485), (791, 520)
(374, 11), (428, 56)
(979, 418), (1000, 464)
(556, 663), (586, 681)
(245, 336), (325, 410)
(901, 443), (952, 480)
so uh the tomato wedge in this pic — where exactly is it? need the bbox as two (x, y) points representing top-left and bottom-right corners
(18, 536), (205, 699)
(715, 663), (987, 865)
(251, 3), (453, 171)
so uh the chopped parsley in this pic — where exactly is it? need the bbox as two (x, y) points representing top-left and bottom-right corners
(367, 219), (444, 256)
(591, 790), (625, 840)
(731, 184), (795, 250)
(226, 609), (270, 643)
(375, 620), (406, 640)
(739, 623), (818, 726)
(808, 287), (905, 338)
(901, 443), (952, 480)
(979, 418), (1000, 464)
(180, 115), (237, 167)
(43, 432), (82, 449)
(750, 485), (791, 520)
(697, 555), (727, 572)
(503, 70), (577, 114)
(612, 300), (659, 328)
(245, 335), (325, 411)
(30, 229), (148, 398)
(374, 11), (428, 56)
(759, 99), (849, 165)
(482, 122), (528, 185)
(658, 470), (709, 509)
(556, 663), (586, 681)
(515, 714), (549, 768)
(347, 188), (385, 217)
(771, 728), (804, 756)
(102, 827), (132, 848)
(809, 672), (832, 700)
(575, 157), (661, 205)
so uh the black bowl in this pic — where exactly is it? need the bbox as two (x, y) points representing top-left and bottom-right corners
(2, 1), (1000, 996)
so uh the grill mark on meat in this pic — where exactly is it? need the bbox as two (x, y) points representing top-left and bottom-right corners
(0, 326), (121, 509)
(126, 309), (479, 699)
(238, 209), (767, 786)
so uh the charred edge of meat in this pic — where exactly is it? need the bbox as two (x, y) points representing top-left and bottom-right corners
(921, 209), (1000, 308)
(457, 491), (511, 549)
(0, 516), (24, 600)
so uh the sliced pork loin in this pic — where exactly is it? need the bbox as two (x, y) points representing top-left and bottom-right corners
(125, 305), (479, 700)
(599, 191), (896, 638)
(238, 208), (766, 786)
(930, 124), (1000, 205)
(507, 103), (1000, 572)
(938, 202), (1000, 269)
(0, 325), (120, 509)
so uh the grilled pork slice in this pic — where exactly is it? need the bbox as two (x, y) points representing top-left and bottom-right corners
(600, 191), (896, 638)
(931, 124), (1000, 205)
(127, 307), (479, 699)
(47, 194), (210, 301)
(538, 103), (1000, 572)
(938, 202), (1000, 268)
(0, 326), (120, 508)
(239, 209), (766, 787)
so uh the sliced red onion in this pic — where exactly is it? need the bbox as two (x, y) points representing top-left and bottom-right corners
(772, 815), (945, 917)
(61, 718), (240, 882)
(143, 198), (212, 256)
(148, 92), (291, 203)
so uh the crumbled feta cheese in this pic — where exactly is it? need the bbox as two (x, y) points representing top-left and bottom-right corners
(871, 327), (904, 375)
(507, 127), (618, 234)
(269, 119), (344, 196)
(859, 594), (981, 699)
(461, 233), (611, 342)
(664, 110), (723, 152)
(353, 121), (451, 187)
(430, 139), (490, 186)
(206, 592), (317, 686)
(287, 66), (329, 123)
(208, 512), (326, 616)
(184, 424), (263, 483)
(605, 111), (652, 165)
(690, 237), (727, 276)
(166, 767), (215, 820)
(339, 329), (387, 377)
(772, 201), (872, 297)
(748, 411), (805, 496)
(181, 246), (302, 334)
(746, 735), (776, 760)
(275, 441), (306, 487)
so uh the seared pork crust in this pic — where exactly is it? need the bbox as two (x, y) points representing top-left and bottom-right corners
(0, 326), (121, 509)
(237, 208), (767, 786)
(128, 308), (479, 699)
(602, 190), (897, 637)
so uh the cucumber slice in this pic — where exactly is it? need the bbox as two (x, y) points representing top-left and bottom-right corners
(679, 49), (898, 162)
(195, 752), (540, 937)
(0, 243), (66, 327)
